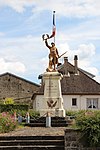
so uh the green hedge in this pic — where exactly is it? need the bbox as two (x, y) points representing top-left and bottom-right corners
(66, 110), (86, 117)
(0, 104), (29, 113)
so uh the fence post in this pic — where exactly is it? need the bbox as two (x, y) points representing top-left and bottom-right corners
(46, 112), (51, 127)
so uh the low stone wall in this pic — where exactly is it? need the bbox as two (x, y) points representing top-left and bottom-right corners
(64, 128), (100, 150)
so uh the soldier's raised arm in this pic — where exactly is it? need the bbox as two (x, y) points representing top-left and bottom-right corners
(45, 39), (51, 49)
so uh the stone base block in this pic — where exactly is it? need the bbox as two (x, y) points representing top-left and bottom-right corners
(40, 108), (65, 117)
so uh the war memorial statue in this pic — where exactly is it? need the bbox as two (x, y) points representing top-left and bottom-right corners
(44, 39), (59, 72)
(40, 11), (65, 117)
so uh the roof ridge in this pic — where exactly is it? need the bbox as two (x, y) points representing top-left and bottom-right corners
(0, 72), (40, 87)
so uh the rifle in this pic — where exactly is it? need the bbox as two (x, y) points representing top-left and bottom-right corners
(58, 51), (67, 58)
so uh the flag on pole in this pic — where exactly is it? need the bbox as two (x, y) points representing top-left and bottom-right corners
(49, 11), (56, 39)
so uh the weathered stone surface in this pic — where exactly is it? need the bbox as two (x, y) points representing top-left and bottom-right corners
(65, 129), (100, 150)
(0, 73), (39, 106)
(40, 72), (65, 117)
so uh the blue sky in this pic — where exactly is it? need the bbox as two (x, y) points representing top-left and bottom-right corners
(0, 0), (100, 84)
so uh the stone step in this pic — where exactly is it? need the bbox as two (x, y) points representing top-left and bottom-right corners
(0, 135), (64, 140)
(25, 123), (46, 127)
(25, 122), (68, 127)
(30, 117), (67, 121)
(52, 122), (68, 127)
(0, 140), (64, 146)
(30, 119), (67, 123)
(25, 117), (68, 127)
(23, 117), (67, 123)
(0, 136), (64, 150)
(0, 145), (64, 150)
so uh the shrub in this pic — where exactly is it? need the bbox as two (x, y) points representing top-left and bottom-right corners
(4, 98), (14, 104)
(66, 110), (86, 117)
(29, 110), (40, 118)
(75, 110), (100, 147)
(66, 110), (76, 116)
(0, 112), (17, 133)
(9, 110), (40, 118)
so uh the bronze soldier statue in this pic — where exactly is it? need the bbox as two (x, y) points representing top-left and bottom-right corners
(45, 39), (59, 72)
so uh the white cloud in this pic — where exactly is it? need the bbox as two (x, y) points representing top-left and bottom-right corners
(0, 32), (5, 36)
(57, 17), (100, 43)
(70, 43), (96, 74)
(0, 35), (46, 79)
(58, 43), (96, 61)
(0, 0), (99, 85)
(58, 42), (100, 79)
(76, 43), (95, 59)
(58, 43), (70, 55)
(31, 0), (100, 17)
(0, 0), (34, 13)
(0, 35), (43, 56)
(0, 33), (99, 83)
(39, 41), (100, 83)
(0, 0), (100, 17)
(0, 58), (26, 74)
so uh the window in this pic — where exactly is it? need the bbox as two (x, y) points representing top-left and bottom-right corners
(72, 98), (77, 106)
(87, 98), (98, 109)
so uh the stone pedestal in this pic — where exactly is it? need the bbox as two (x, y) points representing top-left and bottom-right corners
(40, 72), (65, 117)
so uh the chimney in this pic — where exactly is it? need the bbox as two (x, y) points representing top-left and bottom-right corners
(74, 55), (78, 75)
(64, 57), (68, 64)
(64, 57), (68, 76)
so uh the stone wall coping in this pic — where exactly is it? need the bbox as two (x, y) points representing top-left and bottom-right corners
(65, 128), (80, 132)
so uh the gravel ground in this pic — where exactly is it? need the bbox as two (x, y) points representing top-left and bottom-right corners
(0, 127), (67, 136)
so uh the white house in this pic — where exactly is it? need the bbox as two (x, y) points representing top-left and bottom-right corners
(32, 56), (100, 111)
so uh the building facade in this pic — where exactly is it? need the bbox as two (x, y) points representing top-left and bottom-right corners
(32, 56), (100, 111)
(0, 72), (40, 107)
